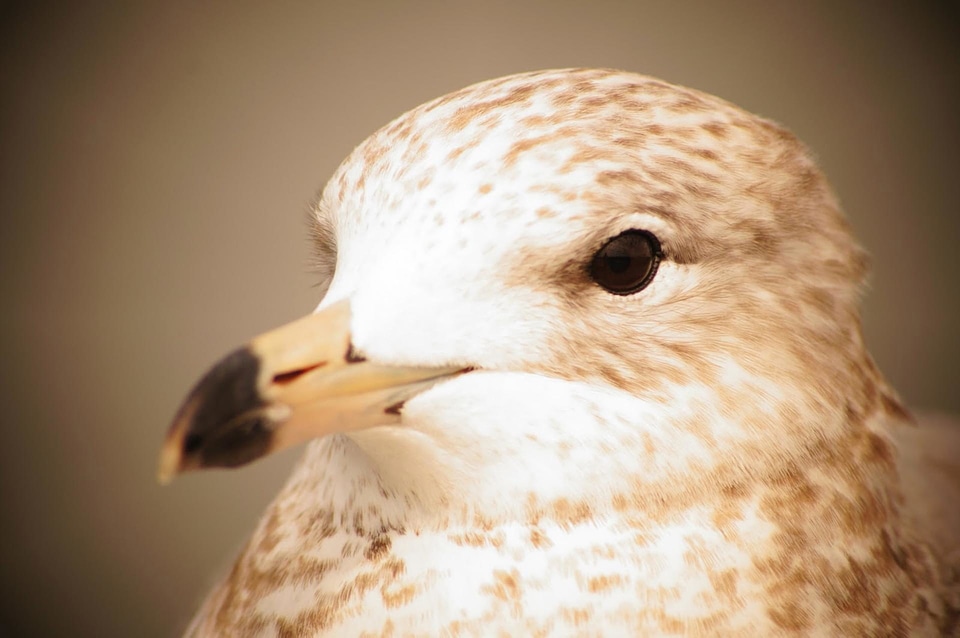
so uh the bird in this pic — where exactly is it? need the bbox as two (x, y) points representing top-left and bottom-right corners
(159, 68), (960, 635)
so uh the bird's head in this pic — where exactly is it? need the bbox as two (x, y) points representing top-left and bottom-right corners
(160, 69), (888, 518)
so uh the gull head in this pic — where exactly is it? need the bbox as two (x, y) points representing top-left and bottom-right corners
(160, 69), (896, 521)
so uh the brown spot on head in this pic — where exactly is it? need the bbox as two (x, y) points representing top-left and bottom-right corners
(702, 121), (729, 138)
(708, 568), (738, 601)
(549, 498), (593, 527)
(710, 485), (750, 533)
(449, 530), (504, 549)
(380, 583), (417, 609)
(481, 568), (523, 613)
(862, 430), (896, 471)
(880, 392), (912, 423)
(768, 600), (813, 631)
(364, 534), (392, 561)
(693, 147), (720, 161)
(559, 608), (591, 625)
(529, 527), (552, 549)
(503, 129), (573, 168)
(586, 574), (625, 593)
(611, 493), (629, 512)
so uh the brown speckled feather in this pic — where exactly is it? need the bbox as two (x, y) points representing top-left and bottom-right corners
(183, 69), (960, 636)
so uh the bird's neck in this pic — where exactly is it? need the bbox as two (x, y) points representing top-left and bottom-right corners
(278, 370), (909, 537)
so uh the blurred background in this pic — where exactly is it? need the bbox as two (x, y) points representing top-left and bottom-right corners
(1, 1), (957, 635)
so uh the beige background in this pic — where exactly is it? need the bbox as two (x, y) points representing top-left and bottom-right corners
(1, 2), (957, 636)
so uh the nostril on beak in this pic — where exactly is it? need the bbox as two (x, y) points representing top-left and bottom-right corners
(272, 363), (324, 386)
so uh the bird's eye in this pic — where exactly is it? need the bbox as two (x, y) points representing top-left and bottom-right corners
(590, 230), (662, 295)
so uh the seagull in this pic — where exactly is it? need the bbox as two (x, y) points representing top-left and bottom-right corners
(159, 68), (960, 635)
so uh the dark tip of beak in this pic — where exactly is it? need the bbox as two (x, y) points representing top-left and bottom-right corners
(166, 347), (276, 473)
(192, 412), (274, 469)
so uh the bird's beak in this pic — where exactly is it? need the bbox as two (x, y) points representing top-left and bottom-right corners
(157, 299), (463, 484)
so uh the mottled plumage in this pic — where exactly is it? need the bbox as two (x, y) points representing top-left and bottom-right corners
(177, 69), (960, 635)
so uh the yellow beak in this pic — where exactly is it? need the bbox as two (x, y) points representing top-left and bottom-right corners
(157, 299), (463, 484)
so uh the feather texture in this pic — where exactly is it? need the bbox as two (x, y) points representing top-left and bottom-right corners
(182, 69), (960, 636)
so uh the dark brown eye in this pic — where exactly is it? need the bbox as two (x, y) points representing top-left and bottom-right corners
(590, 230), (661, 295)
